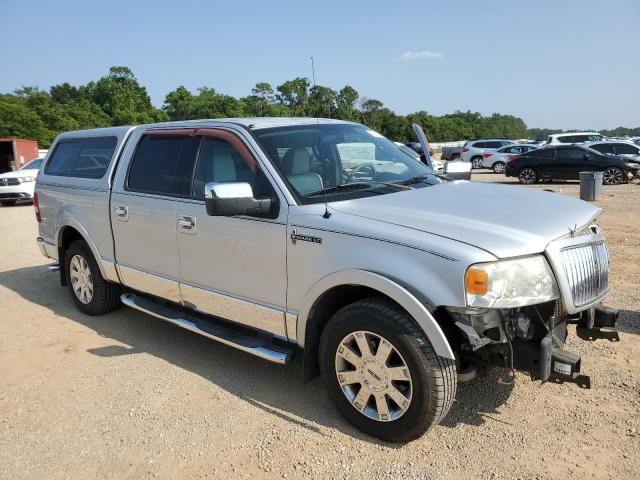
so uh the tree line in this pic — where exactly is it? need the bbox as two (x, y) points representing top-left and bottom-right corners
(0, 66), (637, 148)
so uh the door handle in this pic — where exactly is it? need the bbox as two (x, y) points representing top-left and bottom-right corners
(178, 215), (196, 231)
(115, 205), (128, 221)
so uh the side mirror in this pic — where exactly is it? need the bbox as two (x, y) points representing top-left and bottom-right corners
(204, 182), (271, 217)
(443, 161), (472, 180)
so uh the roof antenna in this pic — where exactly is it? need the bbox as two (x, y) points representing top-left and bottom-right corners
(311, 56), (331, 219)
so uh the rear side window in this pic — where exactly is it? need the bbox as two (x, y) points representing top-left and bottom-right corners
(485, 141), (502, 148)
(45, 136), (117, 178)
(591, 144), (613, 154)
(557, 136), (573, 143)
(472, 141), (486, 148)
(127, 135), (200, 196)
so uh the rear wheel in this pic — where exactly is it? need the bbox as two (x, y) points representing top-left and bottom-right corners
(471, 157), (483, 169)
(319, 297), (456, 442)
(65, 240), (121, 315)
(0, 200), (16, 206)
(603, 167), (624, 185)
(518, 167), (538, 184)
(492, 161), (505, 173)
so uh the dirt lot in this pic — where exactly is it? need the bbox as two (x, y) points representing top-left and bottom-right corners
(1, 173), (638, 480)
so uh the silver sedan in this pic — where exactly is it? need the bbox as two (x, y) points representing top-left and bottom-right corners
(480, 144), (539, 173)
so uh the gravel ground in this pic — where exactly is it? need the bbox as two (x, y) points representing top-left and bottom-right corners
(0, 173), (638, 480)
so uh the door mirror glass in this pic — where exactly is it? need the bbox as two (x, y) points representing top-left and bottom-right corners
(204, 182), (271, 217)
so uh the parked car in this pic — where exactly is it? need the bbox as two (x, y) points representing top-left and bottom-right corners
(505, 145), (639, 184)
(480, 144), (539, 173)
(0, 158), (43, 206)
(460, 139), (517, 168)
(404, 141), (433, 157)
(544, 132), (607, 145)
(36, 119), (618, 442)
(629, 136), (640, 147)
(585, 141), (640, 162)
(394, 142), (444, 173)
(441, 145), (462, 160)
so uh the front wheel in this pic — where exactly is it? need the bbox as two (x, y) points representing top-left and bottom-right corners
(603, 167), (625, 185)
(65, 240), (121, 315)
(518, 167), (538, 184)
(492, 161), (505, 174)
(319, 297), (456, 442)
(471, 157), (483, 169)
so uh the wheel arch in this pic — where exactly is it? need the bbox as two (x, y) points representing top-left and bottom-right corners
(296, 270), (455, 382)
(56, 222), (109, 285)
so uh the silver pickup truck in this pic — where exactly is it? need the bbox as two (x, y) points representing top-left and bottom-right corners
(34, 118), (618, 442)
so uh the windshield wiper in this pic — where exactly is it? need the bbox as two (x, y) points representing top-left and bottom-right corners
(307, 181), (408, 197)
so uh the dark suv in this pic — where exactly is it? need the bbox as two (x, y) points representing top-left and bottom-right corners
(505, 145), (639, 184)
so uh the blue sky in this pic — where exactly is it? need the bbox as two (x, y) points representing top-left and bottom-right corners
(1, 0), (639, 129)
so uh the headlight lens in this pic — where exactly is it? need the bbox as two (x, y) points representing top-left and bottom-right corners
(21, 176), (35, 182)
(465, 255), (559, 308)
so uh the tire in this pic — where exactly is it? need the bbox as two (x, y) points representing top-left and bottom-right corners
(518, 167), (538, 184)
(1, 200), (16, 206)
(65, 240), (121, 315)
(603, 167), (625, 185)
(319, 297), (456, 442)
(492, 162), (505, 174)
(471, 157), (483, 169)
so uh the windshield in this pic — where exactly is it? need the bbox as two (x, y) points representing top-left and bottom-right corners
(254, 123), (444, 204)
(20, 159), (43, 170)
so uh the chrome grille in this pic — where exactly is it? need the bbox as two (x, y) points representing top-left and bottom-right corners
(560, 242), (609, 307)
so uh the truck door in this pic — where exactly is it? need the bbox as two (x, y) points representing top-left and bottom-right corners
(176, 128), (288, 339)
(110, 129), (199, 302)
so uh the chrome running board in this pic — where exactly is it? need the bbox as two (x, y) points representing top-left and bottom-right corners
(120, 293), (291, 365)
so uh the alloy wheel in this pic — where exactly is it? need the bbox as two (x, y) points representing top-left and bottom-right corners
(493, 162), (505, 173)
(335, 331), (413, 422)
(603, 167), (624, 185)
(471, 158), (482, 169)
(69, 254), (93, 304)
(519, 167), (537, 184)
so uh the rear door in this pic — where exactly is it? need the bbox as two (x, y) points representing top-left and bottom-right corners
(111, 129), (199, 302)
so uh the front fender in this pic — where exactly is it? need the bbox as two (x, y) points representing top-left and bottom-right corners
(296, 269), (455, 360)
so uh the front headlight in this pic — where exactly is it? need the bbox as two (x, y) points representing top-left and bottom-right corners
(21, 176), (36, 183)
(465, 255), (559, 308)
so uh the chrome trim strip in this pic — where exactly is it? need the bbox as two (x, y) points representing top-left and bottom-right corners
(35, 182), (108, 192)
(117, 264), (182, 303)
(285, 311), (299, 344)
(290, 224), (458, 261)
(47, 264), (60, 272)
(180, 282), (287, 338)
(120, 294), (290, 365)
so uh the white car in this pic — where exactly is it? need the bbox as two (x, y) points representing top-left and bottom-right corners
(460, 139), (516, 168)
(0, 158), (43, 206)
(545, 132), (606, 145)
(480, 144), (539, 173)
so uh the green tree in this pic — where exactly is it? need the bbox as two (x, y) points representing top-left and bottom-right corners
(276, 77), (310, 116)
(0, 94), (52, 145)
(359, 97), (384, 130)
(308, 85), (337, 118)
(336, 85), (359, 122)
(163, 85), (197, 120)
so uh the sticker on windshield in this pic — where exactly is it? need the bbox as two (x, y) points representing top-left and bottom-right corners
(366, 130), (384, 138)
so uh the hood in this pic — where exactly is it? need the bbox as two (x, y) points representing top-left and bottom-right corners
(331, 181), (601, 258)
(0, 168), (38, 179)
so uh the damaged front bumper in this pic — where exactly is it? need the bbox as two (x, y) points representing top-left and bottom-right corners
(450, 301), (619, 388)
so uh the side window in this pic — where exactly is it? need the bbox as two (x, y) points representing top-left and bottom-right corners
(193, 137), (272, 199)
(613, 143), (639, 154)
(127, 135), (199, 196)
(539, 149), (556, 158)
(591, 144), (613, 154)
(507, 146), (521, 154)
(557, 147), (584, 159)
(558, 136), (573, 143)
(473, 142), (486, 149)
(45, 136), (117, 178)
(573, 135), (588, 143)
